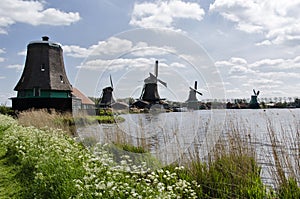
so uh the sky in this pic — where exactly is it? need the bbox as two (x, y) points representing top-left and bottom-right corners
(1, 0), (300, 106)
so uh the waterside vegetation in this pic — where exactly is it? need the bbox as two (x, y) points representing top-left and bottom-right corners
(1, 112), (300, 198)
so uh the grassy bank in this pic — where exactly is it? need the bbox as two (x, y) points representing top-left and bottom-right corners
(17, 109), (124, 136)
(0, 114), (198, 198)
(1, 113), (299, 198)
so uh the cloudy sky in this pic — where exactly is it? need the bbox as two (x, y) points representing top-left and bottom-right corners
(1, 0), (300, 105)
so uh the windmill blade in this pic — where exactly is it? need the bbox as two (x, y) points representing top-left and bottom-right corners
(196, 90), (203, 96)
(257, 91), (260, 96)
(110, 74), (113, 88)
(149, 72), (156, 79)
(155, 60), (158, 77)
(190, 87), (202, 95)
(253, 89), (256, 95)
(158, 79), (167, 87)
(194, 81), (197, 90)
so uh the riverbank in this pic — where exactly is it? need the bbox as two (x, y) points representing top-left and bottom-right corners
(1, 113), (300, 198)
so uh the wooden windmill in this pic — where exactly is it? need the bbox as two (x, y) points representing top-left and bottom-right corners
(98, 75), (115, 108)
(249, 89), (260, 109)
(12, 36), (73, 112)
(132, 60), (168, 109)
(186, 81), (202, 109)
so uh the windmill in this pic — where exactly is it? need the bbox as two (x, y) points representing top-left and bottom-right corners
(98, 75), (115, 108)
(132, 60), (168, 109)
(186, 81), (202, 109)
(249, 89), (260, 109)
(12, 36), (73, 112)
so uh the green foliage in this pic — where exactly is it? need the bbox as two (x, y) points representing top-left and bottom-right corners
(1, 115), (88, 198)
(277, 178), (300, 199)
(187, 155), (268, 198)
(0, 115), (198, 198)
(0, 105), (14, 116)
(73, 144), (198, 198)
(98, 108), (113, 116)
(105, 143), (161, 170)
(93, 115), (125, 123)
(1, 114), (299, 198)
(0, 115), (22, 198)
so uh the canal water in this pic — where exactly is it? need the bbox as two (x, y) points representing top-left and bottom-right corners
(77, 108), (300, 187)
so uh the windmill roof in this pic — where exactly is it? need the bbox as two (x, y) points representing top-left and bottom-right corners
(14, 37), (72, 91)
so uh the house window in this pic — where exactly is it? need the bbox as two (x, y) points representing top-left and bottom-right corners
(41, 64), (45, 72)
(33, 87), (41, 97)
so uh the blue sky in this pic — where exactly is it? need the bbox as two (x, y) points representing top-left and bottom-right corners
(1, 0), (300, 105)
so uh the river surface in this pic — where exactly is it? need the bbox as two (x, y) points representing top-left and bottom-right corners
(77, 108), (300, 187)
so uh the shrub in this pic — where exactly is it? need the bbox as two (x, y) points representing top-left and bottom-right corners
(0, 105), (14, 116)
(277, 178), (300, 199)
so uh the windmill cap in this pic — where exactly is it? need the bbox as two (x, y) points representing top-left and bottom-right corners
(42, 36), (49, 41)
(29, 36), (61, 48)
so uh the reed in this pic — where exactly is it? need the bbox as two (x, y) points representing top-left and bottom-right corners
(266, 116), (300, 198)
(17, 109), (76, 135)
(180, 119), (269, 198)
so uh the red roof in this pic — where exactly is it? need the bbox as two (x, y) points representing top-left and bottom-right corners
(72, 87), (94, 105)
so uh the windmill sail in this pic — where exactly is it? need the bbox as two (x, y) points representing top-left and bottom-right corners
(188, 81), (202, 98)
(133, 60), (168, 109)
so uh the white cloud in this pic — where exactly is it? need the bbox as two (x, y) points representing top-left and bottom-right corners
(250, 57), (300, 69)
(130, 0), (205, 30)
(0, 76), (5, 79)
(0, 0), (80, 34)
(79, 57), (154, 71)
(63, 45), (91, 58)
(210, 0), (300, 45)
(131, 42), (176, 57)
(63, 37), (133, 58)
(170, 62), (186, 68)
(215, 56), (300, 98)
(64, 37), (179, 59)
(18, 50), (26, 56)
(218, 56), (300, 72)
(6, 64), (23, 71)
(249, 58), (285, 68)
(79, 57), (188, 72)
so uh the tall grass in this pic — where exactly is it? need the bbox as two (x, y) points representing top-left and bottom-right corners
(17, 109), (76, 135)
(267, 117), (300, 198)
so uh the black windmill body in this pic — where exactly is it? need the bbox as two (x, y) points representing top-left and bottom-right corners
(249, 89), (260, 109)
(99, 75), (115, 108)
(186, 81), (202, 109)
(12, 36), (73, 112)
(133, 60), (168, 109)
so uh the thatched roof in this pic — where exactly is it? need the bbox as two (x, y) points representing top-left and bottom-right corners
(14, 37), (72, 91)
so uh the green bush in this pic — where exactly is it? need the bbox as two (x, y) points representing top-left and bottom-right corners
(0, 105), (14, 116)
(187, 155), (268, 198)
(277, 178), (300, 199)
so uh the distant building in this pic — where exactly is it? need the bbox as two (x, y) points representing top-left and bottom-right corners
(71, 88), (95, 114)
(12, 36), (94, 113)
